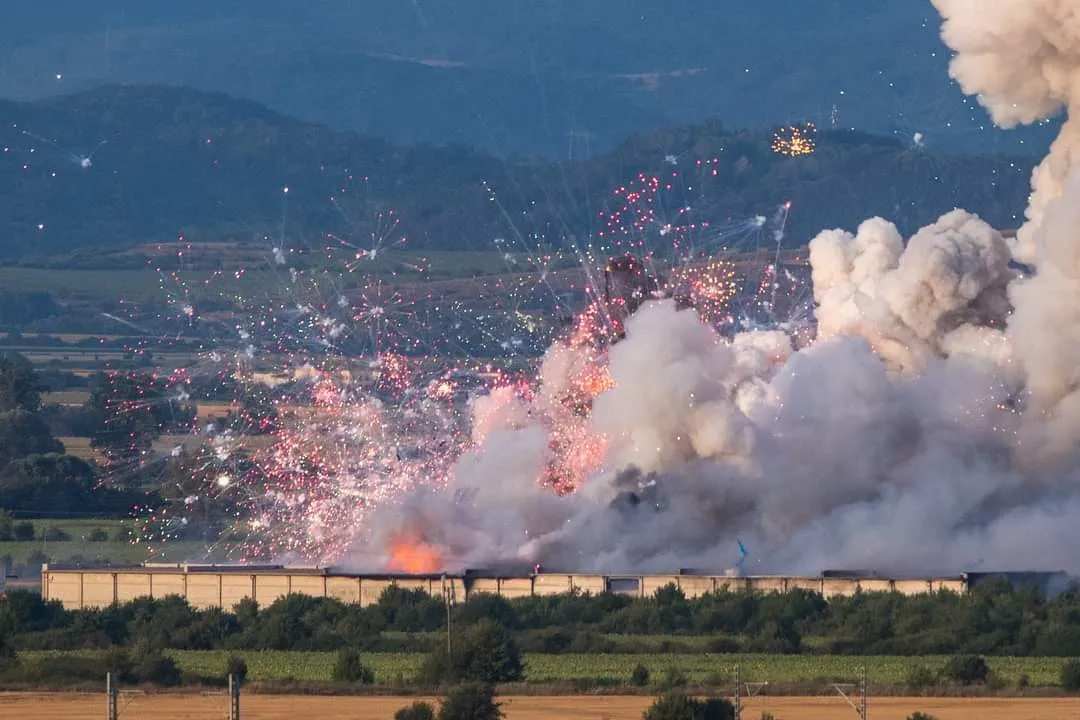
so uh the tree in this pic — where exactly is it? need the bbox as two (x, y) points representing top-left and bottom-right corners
(0, 454), (96, 515)
(0, 410), (63, 467)
(420, 618), (523, 685)
(437, 683), (503, 720)
(455, 593), (519, 630)
(88, 371), (182, 465)
(0, 353), (40, 413)
(643, 692), (735, 720)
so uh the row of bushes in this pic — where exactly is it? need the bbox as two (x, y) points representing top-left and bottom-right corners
(0, 643), (244, 688)
(6, 578), (1080, 656)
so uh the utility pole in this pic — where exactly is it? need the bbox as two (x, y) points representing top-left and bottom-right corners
(442, 574), (453, 655)
(228, 673), (241, 720)
(861, 665), (868, 720)
(733, 665), (742, 720)
(105, 672), (118, 720)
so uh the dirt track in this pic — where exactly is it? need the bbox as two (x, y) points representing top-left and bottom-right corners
(5, 693), (1080, 720)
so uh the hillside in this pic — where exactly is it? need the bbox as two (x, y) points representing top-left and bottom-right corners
(0, 84), (1037, 265)
(0, 1), (1060, 156)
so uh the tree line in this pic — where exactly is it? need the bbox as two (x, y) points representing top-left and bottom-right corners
(4, 578), (1080, 657)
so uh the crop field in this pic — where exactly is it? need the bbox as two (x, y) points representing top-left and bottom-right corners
(21, 651), (1069, 688)
(2, 693), (1080, 720)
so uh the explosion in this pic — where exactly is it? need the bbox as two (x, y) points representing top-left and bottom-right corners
(387, 533), (445, 574)
(771, 123), (817, 157)
(138, 0), (1080, 578)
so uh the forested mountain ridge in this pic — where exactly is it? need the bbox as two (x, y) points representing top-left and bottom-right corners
(0, 1), (1060, 156)
(0, 84), (1036, 266)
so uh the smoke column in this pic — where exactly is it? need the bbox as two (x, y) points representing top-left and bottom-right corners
(340, 0), (1080, 576)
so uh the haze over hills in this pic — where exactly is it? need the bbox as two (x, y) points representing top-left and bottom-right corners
(0, 1), (1060, 157)
(0, 84), (1037, 266)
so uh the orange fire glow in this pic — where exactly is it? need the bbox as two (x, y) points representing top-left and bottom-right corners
(387, 534), (444, 574)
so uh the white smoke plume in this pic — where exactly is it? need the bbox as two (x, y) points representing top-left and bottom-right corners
(932, 0), (1080, 264)
(344, 0), (1080, 577)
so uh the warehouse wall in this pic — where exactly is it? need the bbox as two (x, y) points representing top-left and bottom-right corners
(40, 565), (970, 610)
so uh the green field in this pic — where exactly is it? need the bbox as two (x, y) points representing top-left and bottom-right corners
(0, 516), (214, 567)
(0, 252), (542, 305)
(21, 651), (1067, 688)
(0, 541), (212, 566)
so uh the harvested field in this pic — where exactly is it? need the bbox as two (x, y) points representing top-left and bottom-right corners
(3, 693), (1080, 720)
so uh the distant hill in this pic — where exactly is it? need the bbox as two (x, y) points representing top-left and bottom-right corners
(0, 1), (1060, 157)
(0, 84), (1036, 265)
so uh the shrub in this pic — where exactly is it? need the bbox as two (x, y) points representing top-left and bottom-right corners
(1061, 659), (1080, 691)
(437, 682), (503, 720)
(630, 663), (650, 687)
(420, 619), (523, 686)
(702, 672), (728, 688)
(41, 526), (71, 542)
(12, 521), (34, 541)
(1017, 673), (1030, 689)
(705, 637), (740, 654)
(905, 664), (937, 689)
(396, 701), (436, 720)
(907, 713), (939, 720)
(658, 667), (689, 691)
(225, 655), (248, 685)
(746, 619), (802, 654)
(941, 655), (989, 685)
(519, 629), (574, 653)
(87, 527), (109, 542)
(332, 648), (374, 684)
(101, 648), (134, 681)
(130, 651), (180, 687)
(15, 655), (102, 684)
(643, 691), (735, 720)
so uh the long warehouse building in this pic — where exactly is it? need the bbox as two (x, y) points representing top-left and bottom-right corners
(39, 563), (1063, 611)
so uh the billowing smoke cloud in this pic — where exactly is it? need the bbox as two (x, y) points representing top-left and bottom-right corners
(344, 0), (1080, 577)
(932, 0), (1080, 264)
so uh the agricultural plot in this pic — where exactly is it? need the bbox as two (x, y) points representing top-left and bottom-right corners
(23, 651), (1063, 688)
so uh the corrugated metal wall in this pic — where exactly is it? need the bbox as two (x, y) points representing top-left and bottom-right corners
(40, 565), (969, 611)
